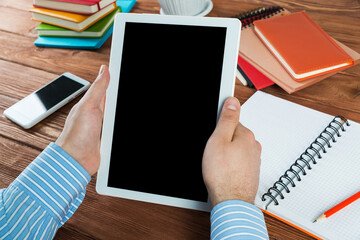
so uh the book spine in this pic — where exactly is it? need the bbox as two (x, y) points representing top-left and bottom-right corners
(49, 0), (99, 5)
(261, 116), (350, 210)
(237, 64), (253, 88)
(33, 5), (96, 15)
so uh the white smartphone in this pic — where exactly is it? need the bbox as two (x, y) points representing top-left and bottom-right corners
(4, 72), (90, 129)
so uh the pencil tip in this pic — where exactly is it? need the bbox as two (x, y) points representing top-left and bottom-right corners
(313, 220), (317, 223)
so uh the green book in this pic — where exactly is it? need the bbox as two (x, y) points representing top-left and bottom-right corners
(36, 7), (121, 38)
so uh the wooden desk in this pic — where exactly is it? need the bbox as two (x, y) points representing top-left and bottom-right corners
(0, 0), (359, 239)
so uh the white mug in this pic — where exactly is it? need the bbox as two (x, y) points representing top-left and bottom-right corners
(158, 0), (209, 16)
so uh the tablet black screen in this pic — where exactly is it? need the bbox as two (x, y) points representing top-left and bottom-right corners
(107, 22), (227, 202)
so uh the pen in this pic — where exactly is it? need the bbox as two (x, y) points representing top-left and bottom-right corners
(314, 191), (360, 223)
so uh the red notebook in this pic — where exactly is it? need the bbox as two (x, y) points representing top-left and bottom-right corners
(238, 55), (274, 90)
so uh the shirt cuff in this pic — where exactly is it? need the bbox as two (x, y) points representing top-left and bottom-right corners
(13, 142), (91, 222)
(210, 200), (269, 240)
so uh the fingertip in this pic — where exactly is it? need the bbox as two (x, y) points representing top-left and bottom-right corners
(99, 64), (106, 75)
(213, 97), (241, 141)
(94, 65), (110, 90)
(102, 66), (110, 85)
(97, 65), (110, 81)
(219, 97), (241, 122)
(82, 65), (110, 104)
(224, 97), (240, 111)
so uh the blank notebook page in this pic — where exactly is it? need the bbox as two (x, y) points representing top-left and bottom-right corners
(239, 91), (360, 240)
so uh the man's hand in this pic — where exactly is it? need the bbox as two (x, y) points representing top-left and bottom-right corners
(56, 65), (110, 176)
(202, 97), (262, 207)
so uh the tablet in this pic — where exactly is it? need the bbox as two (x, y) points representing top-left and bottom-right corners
(96, 13), (241, 212)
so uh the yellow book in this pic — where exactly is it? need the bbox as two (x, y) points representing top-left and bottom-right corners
(30, 3), (116, 31)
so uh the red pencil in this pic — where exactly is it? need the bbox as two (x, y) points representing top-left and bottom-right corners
(314, 191), (360, 223)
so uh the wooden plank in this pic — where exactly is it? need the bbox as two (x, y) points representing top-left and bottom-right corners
(0, 7), (38, 37)
(0, 0), (33, 11)
(0, 31), (108, 80)
(209, 1), (261, 17)
(65, 186), (211, 239)
(0, 137), (38, 176)
(264, 214), (316, 240)
(0, 59), (58, 99)
(54, 227), (96, 240)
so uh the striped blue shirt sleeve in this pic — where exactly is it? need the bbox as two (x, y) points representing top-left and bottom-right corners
(210, 200), (269, 240)
(0, 142), (91, 240)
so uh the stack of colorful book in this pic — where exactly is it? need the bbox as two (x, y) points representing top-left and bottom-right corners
(30, 0), (136, 49)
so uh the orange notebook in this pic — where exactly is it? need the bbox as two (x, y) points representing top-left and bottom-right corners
(253, 11), (354, 81)
(238, 8), (360, 93)
(30, 3), (116, 31)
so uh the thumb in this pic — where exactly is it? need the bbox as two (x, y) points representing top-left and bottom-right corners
(212, 97), (241, 142)
(84, 65), (110, 105)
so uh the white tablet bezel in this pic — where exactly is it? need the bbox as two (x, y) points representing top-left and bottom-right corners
(96, 13), (241, 212)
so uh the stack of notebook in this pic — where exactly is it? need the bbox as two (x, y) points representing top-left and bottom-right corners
(30, 0), (136, 49)
(235, 6), (360, 93)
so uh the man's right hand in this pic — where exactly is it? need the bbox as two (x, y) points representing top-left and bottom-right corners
(202, 97), (262, 207)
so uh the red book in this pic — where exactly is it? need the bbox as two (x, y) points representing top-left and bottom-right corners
(33, 0), (116, 15)
(238, 55), (274, 90)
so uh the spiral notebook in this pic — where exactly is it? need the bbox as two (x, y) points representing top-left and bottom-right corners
(240, 91), (360, 240)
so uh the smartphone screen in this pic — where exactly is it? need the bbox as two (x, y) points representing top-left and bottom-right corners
(7, 75), (86, 126)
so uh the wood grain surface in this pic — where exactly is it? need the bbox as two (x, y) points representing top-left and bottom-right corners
(0, 0), (359, 239)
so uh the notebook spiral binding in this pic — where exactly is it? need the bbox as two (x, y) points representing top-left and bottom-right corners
(234, 6), (285, 29)
(261, 116), (350, 209)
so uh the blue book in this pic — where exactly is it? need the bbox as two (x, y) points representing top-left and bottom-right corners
(34, 25), (113, 49)
(33, 0), (136, 49)
(117, 0), (136, 13)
